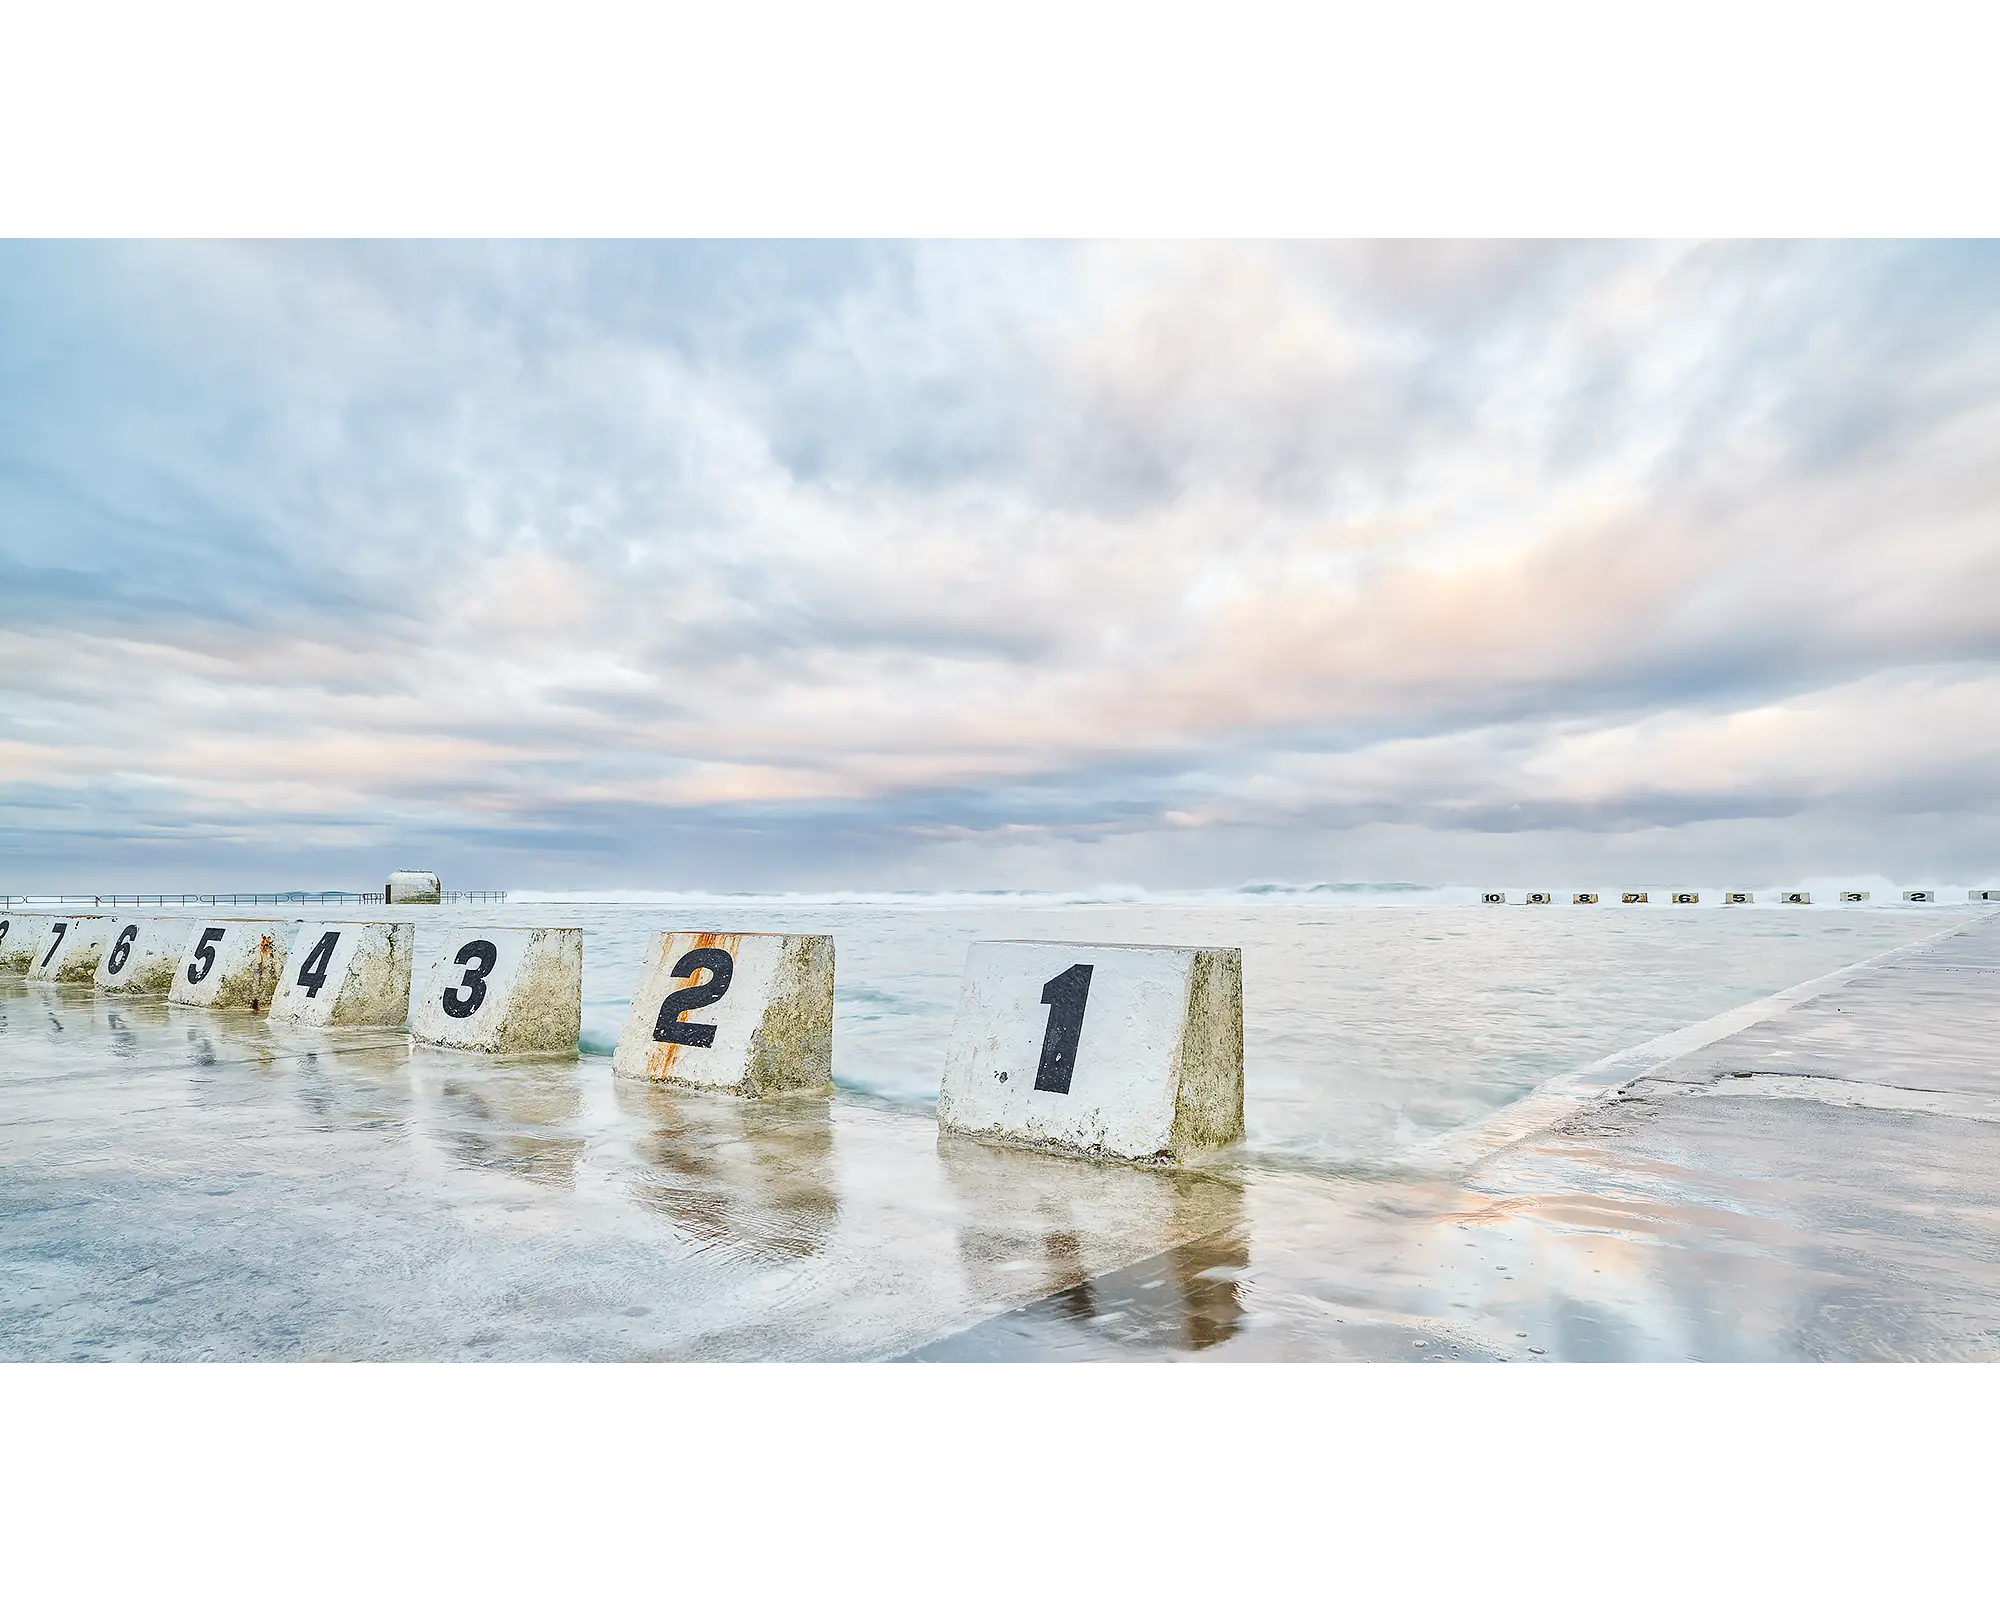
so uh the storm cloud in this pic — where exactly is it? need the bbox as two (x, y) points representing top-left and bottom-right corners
(2, 240), (1996, 890)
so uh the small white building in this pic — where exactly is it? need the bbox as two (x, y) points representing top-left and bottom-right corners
(385, 871), (441, 905)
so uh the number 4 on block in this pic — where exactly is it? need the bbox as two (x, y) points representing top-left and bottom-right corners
(612, 931), (834, 1097)
(270, 922), (415, 1026)
(937, 941), (1244, 1164)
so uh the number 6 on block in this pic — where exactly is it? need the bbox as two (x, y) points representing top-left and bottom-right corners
(410, 926), (583, 1053)
(937, 941), (1245, 1164)
(612, 932), (835, 1097)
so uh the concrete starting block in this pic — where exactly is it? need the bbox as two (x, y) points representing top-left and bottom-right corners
(411, 926), (582, 1053)
(1839, 891), (1871, 903)
(1725, 891), (1754, 905)
(937, 940), (1244, 1165)
(24, 916), (108, 984)
(1573, 892), (1599, 905)
(1480, 892), (1504, 905)
(0, 913), (53, 974)
(1525, 892), (1552, 905)
(1780, 891), (1811, 905)
(1904, 890), (1936, 903)
(1622, 891), (1649, 904)
(1672, 891), (1699, 905)
(169, 920), (295, 1011)
(270, 921), (415, 1026)
(612, 931), (835, 1097)
(95, 918), (188, 994)
(1973, 890), (2000, 902)
(385, 870), (441, 905)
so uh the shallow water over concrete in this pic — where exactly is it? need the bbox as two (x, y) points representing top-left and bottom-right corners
(0, 904), (1991, 1360)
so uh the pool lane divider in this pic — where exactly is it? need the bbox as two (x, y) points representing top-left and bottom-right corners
(936, 939), (1244, 1165)
(24, 915), (109, 985)
(412, 926), (582, 1053)
(169, 919), (295, 1012)
(271, 921), (415, 1026)
(613, 931), (835, 1097)
(95, 917), (188, 995)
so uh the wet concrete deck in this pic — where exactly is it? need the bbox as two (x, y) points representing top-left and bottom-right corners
(4, 913), (1995, 1360)
(913, 911), (2000, 1359)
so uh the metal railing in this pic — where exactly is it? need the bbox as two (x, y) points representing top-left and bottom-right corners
(0, 890), (507, 908)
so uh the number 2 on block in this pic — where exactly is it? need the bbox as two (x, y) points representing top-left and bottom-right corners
(653, 947), (734, 1047)
(1033, 964), (1092, 1094)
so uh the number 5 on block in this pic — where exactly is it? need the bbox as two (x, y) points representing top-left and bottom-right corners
(612, 932), (834, 1097)
(937, 941), (1244, 1164)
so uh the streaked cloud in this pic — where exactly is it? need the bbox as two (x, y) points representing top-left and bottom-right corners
(2, 241), (1996, 888)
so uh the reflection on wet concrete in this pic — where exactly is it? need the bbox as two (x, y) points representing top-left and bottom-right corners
(420, 1048), (585, 1189)
(614, 1078), (838, 1259)
(5, 912), (1998, 1360)
(907, 1224), (1250, 1360)
(926, 1133), (1248, 1350)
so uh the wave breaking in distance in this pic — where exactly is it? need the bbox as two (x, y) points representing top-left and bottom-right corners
(507, 882), (1446, 907)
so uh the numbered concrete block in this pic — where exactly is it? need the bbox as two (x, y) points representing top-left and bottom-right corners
(937, 940), (1245, 1165)
(1839, 891), (1871, 903)
(0, 913), (53, 974)
(411, 926), (582, 1053)
(95, 918), (189, 995)
(24, 916), (108, 984)
(1525, 892), (1552, 905)
(1672, 891), (1699, 905)
(1573, 892), (1599, 905)
(1972, 890), (2000, 902)
(1480, 892), (1505, 905)
(169, 920), (295, 1011)
(1622, 891), (1649, 904)
(1780, 890), (1811, 905)
(1725, 891), (1754, 905)
(612, 932), (834, 1097)
(1903, 889), (1936, 904)
(270, 921), (415, 1026)
(385, 870), (441, 905)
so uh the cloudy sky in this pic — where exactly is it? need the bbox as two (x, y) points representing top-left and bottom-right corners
(2, 241), (1997, 892)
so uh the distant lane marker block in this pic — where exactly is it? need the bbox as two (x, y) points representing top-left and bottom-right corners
(25, 916), (109, 985)
(1573, 893), (1599, 905)
(95, 918), (188, 994)
(270, 921), (415, 1026)
(412, 926), (582, 1053)
(613, 932), (834, 1097)
(1672, 891), (1699, 905)
(1725, 891), (1754, 905)
(1904, 890), (1936, 903)
(1622, 891), (1649, 904)
(170, 920), (295, 1011)
(937, 940), (1244, 1165)
(0, 913), (53, 975)
(1525, 892), (1552, 905)
(1780, 891), (1811, 905)
(1973, 890), (2000, 902)
(1480, 892), (1504, 904)
(1839, 891), (1870, 903)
